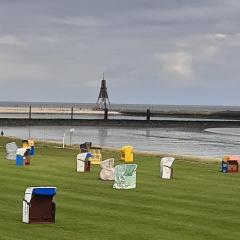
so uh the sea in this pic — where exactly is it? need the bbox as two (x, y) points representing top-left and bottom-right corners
(1, 102), (240, 157)
(1, 101), (240, 111)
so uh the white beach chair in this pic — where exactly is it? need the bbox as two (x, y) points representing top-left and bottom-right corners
(6, 142), (18, 160)
(160, 157), (175, 179)
(99, 158), (115, 180)
(76, 152), (92, 172)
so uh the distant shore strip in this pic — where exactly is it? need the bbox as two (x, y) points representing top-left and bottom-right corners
(0, 118), (240, 129)
(0, 106), (119, 115)
(1, 106), (240, 120)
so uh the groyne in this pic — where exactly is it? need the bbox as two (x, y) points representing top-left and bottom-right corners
(0, 118), (240, 129)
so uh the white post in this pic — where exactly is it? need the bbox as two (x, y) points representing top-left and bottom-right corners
(69, 128), (75, 146)
(62, 133), (65, 149)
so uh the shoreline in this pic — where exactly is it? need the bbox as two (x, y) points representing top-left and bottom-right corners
(102, 146), (221, 163)
(1, 106), (240, 120)
(0, 118), (239, 128)
(1, 136), (221, 163)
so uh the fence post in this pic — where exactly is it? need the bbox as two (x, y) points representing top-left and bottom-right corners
(104, 108), (108, 120)
(62, 133), (65, 148)
(29, 106), (32, 119)
(71, 107), (74, 120)
(146, 109), (151, 121)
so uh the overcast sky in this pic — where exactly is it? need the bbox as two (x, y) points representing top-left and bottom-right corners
(0, 0), (240, 105)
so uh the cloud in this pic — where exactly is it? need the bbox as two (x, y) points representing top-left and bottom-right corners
(214, 33), (227, 39)
(154, 32), (227, 82)
(0, 35), (21, 45)
(54, 16), (107, 28)
(156, 51), (193, 78)
(0, 0), (240, 104)
(0, 61), (49, 82)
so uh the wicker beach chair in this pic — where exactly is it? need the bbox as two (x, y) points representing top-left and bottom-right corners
(99, 158), (115, 180)
(22, 187), (57, 224)
(121, 145), (134, 162)
(113, 164), (137, 189)
(76, 152), (92, 172)
(89, 147), (102, 164)
(6, 142), (18, 160)
(160, 157), (175, 179)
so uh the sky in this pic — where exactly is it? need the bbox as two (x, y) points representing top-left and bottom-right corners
(0, 0), (240, 105)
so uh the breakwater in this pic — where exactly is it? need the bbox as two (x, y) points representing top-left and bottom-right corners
(0, 118), (240, 129)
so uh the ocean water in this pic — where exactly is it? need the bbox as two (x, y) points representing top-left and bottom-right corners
(1, 102), (240, 157)
(2, 126), (240, 157)
(0, 101), (239, 120)
(1, 101), (240, 112)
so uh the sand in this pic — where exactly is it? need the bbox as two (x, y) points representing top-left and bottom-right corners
(0, 106), (120, 115)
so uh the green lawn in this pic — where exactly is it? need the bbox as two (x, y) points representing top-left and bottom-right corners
(0, 137), (240, 240)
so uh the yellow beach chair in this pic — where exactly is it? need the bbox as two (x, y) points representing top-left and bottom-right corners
(121, 146), (133, 162)
(89, 147), (102, 165)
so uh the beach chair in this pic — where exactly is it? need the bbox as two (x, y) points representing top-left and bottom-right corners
(113, 164), (137, 189)
(99, 158), (115, 180)
(22, 139), (35, 156)
(6, 142), (18, 160)
(80, 142), (92, 153)
(28, 140), (35, 156)
(221, 156), (239, 173)
(160, 157), (175, 179)
(16, 148), (31, 166)
(22, 187), (57, 224)
(76, 152), (92, 172)
(89, 147), (102, 164)
(121, 146), (134, 162)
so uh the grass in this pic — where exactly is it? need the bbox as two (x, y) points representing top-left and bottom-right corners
(0, 137), (240, 240)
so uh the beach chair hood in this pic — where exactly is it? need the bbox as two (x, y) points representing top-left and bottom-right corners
(16, 148), (28, 156)
(77, 152), (92, 161)
(161, 157), (175, 168)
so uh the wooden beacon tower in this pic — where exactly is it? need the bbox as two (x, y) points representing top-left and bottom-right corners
(96, 73), (111, 110)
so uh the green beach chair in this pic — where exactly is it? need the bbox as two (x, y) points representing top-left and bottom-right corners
(113, 164), (137, 189)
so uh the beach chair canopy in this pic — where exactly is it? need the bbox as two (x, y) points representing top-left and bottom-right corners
(16, 147), (29, 156)
(28, 140), (34, 147)
(99, 158), (115, 180)
(6, 142), (18, 160)
(32, 187), (56, 196)
(24, 187), (57, 201)
(160, 157), (175, 168)
(113, 164), (137, 189)
(77, 152), (92, 161)
(80, 142), (92, 152)
(223, 155), (240, 162)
